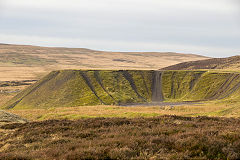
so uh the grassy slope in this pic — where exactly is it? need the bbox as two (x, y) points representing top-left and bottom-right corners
(3, 70), (240, 109)
(162, 71), (240, 102)
(3, 70), (153, 109)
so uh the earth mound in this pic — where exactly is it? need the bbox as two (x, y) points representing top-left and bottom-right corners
(3, 70), (240, 109)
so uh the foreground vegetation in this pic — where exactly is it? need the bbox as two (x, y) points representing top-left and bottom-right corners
(1, 116), (240, 159)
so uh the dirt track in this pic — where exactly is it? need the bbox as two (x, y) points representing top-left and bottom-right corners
(121, 101), (202, 107)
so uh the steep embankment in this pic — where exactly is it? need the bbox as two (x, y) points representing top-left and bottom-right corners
(3, 70), (240, 109)
(161, 71), (240, 102)
(3, 70), (154, 109)
(162, 56), (240, 70)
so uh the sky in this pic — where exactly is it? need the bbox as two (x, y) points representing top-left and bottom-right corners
(0, 0), (239, 57)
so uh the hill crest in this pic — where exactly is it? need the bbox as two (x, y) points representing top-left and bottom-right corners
(162, 55), (240, 70)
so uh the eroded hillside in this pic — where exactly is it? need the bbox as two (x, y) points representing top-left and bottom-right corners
(3, 70), (240, 109)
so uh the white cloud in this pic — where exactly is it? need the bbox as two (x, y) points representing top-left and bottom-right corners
(0, 0), (239, 57)
(2, 0), (238, 14)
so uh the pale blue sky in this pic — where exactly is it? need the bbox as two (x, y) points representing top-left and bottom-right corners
(0, 0), (239, 57)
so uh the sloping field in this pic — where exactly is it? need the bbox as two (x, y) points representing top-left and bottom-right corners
(3, 70), (240, 109)
(0, 44), (209, 81)
(163, 55), (240, 70)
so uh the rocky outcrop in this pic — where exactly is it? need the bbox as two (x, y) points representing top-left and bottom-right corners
(0, 110), (27, 123)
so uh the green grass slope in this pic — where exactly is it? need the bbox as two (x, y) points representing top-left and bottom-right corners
(3, 70), (154, 109)
(3, 70), (240, 109)
(162, 71), (240, 102)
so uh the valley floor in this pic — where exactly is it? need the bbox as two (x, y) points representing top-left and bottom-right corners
(7, 103), (240, 121)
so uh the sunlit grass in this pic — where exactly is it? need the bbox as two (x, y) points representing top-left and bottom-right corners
(7, 103), (240, 121)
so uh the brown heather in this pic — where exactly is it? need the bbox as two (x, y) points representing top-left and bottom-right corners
(162, 55), (240, 70)
(1, 115), (240, 159)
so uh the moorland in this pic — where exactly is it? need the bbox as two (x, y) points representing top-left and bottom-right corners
(1, 44), (240, 159)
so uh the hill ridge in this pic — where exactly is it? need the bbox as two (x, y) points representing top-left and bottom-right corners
(162, 55), (240, 70)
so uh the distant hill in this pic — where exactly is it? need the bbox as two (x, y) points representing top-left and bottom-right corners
(162, 56), (240, 70)
(0, 44), (209, 81)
